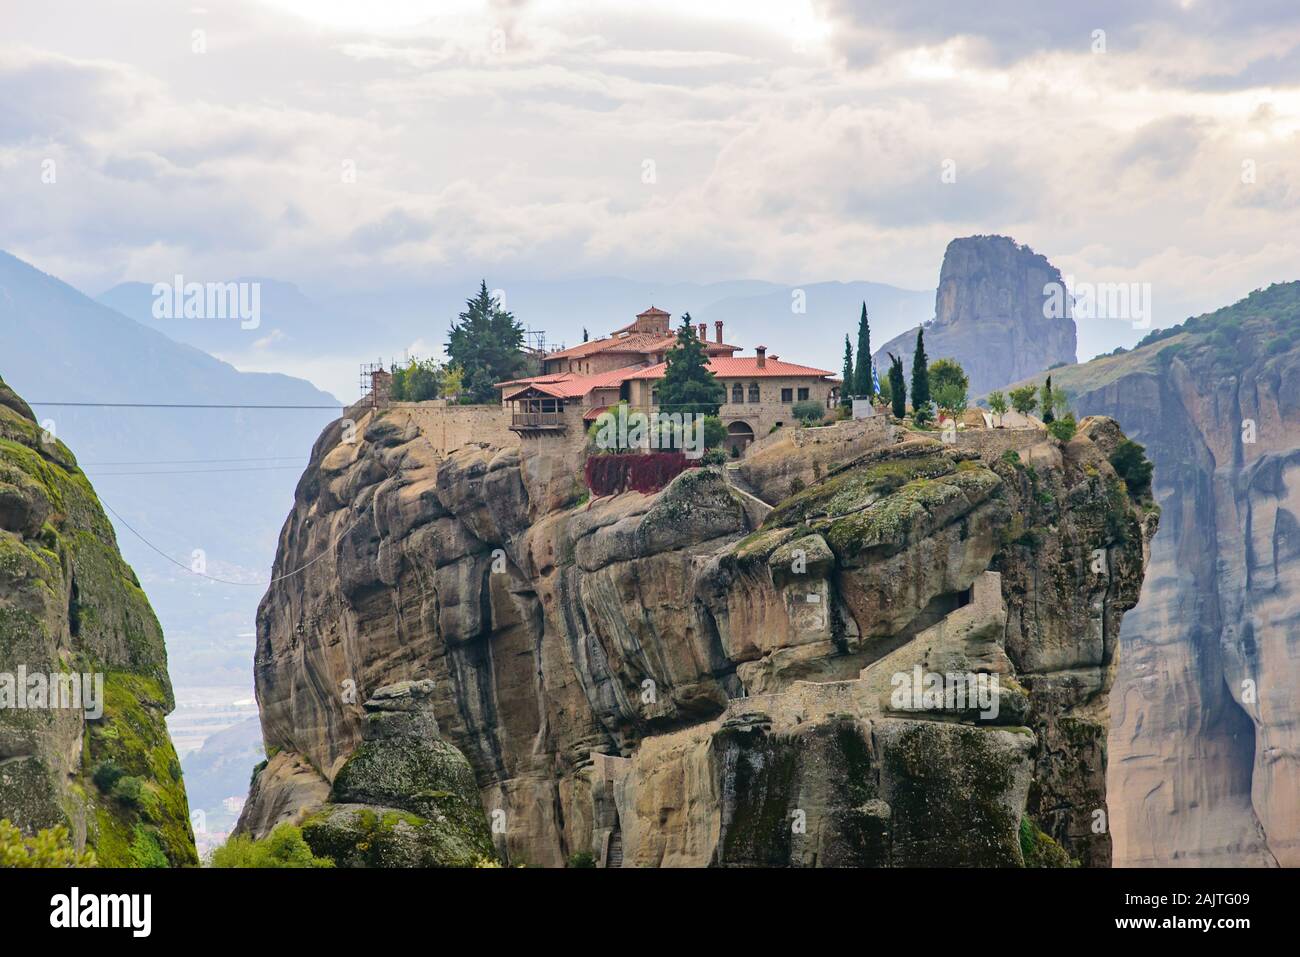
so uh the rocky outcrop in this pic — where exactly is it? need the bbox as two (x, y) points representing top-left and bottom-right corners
(239, 397), (1151, 867)
(0, 374), (196, 866)
(874, 236), (1077, 396)
(1026, 281), (1300, 866)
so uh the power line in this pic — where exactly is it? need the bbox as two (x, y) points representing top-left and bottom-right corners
(28, 401), (342, 409)
(99, 499), (363, 588)
(92, 465), (305, 476)
(83, 456), (304, 466)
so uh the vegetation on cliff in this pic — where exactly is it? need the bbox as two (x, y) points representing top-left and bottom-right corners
(0, 374), (196, 867)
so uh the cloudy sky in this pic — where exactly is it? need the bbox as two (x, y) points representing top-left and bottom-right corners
(3, 0), (1299, 332)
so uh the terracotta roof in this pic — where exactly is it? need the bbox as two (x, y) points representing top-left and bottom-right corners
(624, 356), (837, 380)
(582, 405), (611, 422)
(498, 364), (646, 400)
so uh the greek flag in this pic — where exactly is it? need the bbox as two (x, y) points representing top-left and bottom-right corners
(871, 361), (881, 395)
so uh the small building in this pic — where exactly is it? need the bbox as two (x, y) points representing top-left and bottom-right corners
(497, 309), (839, 452)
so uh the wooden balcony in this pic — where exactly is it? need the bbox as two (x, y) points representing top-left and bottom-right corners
(510, 410), (567, 431)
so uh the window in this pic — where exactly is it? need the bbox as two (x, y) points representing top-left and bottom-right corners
(651, 388), (659, 406)
(732, 383), (744, 404)
(797, 387), (809, 401)
(781, 388), (793, 403)
(748, 383), (760, 403)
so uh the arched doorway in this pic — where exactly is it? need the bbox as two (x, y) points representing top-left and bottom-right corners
(725, 420), (755, 456)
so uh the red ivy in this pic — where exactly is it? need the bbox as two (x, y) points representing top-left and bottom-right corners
(584, 452), (696, 496)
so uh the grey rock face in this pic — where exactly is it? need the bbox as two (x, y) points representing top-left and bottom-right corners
(874, 235), (1077, 396)
(240, 400), (1151, 867)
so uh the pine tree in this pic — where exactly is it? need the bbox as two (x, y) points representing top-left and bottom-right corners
(887, 353), (906, 419)
(446, 280), (527, 404)
(910, 328), (930, 410)
(658, 314), (725, 416)
(853, 302), (874, 397)
(840, 334), (854, 407)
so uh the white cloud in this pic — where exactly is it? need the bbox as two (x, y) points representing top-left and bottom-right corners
(0, 0), (1296, 334)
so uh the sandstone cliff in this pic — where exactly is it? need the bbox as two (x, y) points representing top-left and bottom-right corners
(0, 374), (196, 866)
(1032, 282), (1300, 867)
(239, 400), (1151, 867)
(874, 235), (1077, 396)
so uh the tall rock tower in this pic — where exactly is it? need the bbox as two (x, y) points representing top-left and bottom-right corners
(875, 235), (1077, 396)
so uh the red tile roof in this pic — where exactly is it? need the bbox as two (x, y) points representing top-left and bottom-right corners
(624, 356), (837, 380)
(544, 330), (739, 361)
(497, 364), (647, 400)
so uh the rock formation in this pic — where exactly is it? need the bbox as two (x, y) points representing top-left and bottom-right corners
(1037, 282), (1300, 866)
(0, 374), (196, 866)
(874, 235), (1077, 396)
(238, 399), (1152, 867)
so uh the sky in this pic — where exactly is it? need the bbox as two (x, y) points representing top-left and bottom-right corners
(3, 0), (1299, 340)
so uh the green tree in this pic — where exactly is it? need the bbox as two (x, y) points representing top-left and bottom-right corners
(208, 823), (334, 869)
(887, 353), (906, 419)
(853, 303), (874, 397)
(934, 382), (967, 415)
(1109, 439), (1154, 501)
(1009, 385), (1039, 415)
(390, 357), (442, 402)
(928, 358), (968, 396)
(910, 328), (930, 410)
(840, 334), (854, 407)
(792, 400), (824, 424)
(1040, 376), (1055, 424)
(987, 390), (1008, 425)
(0, 820), (96, 868)
(657, 315), (725, 415)
(446, 281), (527, 404)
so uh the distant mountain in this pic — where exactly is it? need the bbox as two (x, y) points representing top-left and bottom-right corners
(0, 250), (340, 705)
(1005, 281), (1300, 866)
(874, 236), (1077, 396)
(97, 277), (373, 360)
(180, 715), (265, 857)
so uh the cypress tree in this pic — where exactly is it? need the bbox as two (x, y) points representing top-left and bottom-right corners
(658, 313), (725, 416)
(853, 302), (874, 397)
(840, 334), (854, 407)
(910, 328), (930, 410)
(888, 353), (906, 419)
(1040, 376), (1055, 423)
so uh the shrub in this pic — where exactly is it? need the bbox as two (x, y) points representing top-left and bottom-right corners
(0, 820), (96, 868)
(208, 824), (334, 869)
(792, 400), (824, 424)
(112, 775), (145, 808)
(129, 825), (169, 868)
(92, 760), (126, 793)
(911, 401), (935, 428)
(567, 852), (596, 868)
(1047, 415), (1077, 443)
(1109, 439), (1154, 500)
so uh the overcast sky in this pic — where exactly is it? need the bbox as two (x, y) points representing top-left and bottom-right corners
(3, 0), (1299, 330)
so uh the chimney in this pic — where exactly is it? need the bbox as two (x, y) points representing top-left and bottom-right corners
(697, 322), (707, 341)
(715, 320), (724, 343)
(755, 345), (767, 368)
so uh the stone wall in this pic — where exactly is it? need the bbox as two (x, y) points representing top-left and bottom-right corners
(955, 426), (1050, 459)
(386, 401), (518, 456)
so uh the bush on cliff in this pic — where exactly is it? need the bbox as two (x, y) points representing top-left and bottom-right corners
(1109, 439), (1154, 501)
(0, 820), (96, 868)
(208, 823), (334, 868)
